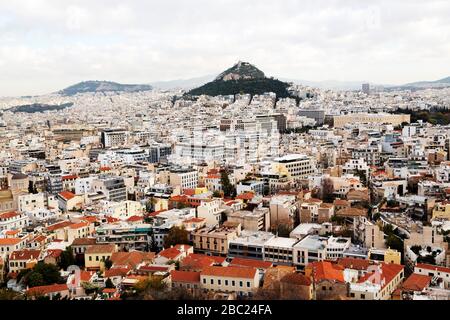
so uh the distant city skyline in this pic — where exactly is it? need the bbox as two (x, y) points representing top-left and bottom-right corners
(1, 0), (450, 96)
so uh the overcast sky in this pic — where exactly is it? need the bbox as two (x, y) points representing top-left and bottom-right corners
(1, 0), (449, 96)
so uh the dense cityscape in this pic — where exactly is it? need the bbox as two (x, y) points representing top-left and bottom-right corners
(0, 60), (450, 301)
(1, 1), (450, 309)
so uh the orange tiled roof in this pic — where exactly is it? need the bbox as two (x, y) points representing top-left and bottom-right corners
(401, 273), (432, 292)
(171, 270), (201, 283)
(337, 258), (371, 271)
(10, 249), (41, 261)
(416, 263), (450, 274)
(236, 192), (255, 200)
(62, 175), (79, 181)
(309, 261), (345, 283)
(27, 283), (68, 295)
(0, 238), (22, 246)
(357, 263), (404, 290)
(201, 266), (257, 279)
(229, 257), (273, 269)
(0, 211), (20, 219)
(58, 191), (76, 200)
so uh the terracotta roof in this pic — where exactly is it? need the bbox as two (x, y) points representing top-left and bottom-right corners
(69, 221), (90, 229)
(357, 263), (404, 290)
(201, 266), (257, 279)
(10, 249), (41, 261)
(5, 230), (20, 236)
(337, 258), (371, 271)
(137, 265), (170, 272)
(71, 238), (97, 246)
(58, 191), (76, 200)
(105, 267), (129, 278)
(183, 217), (205, 223)
(229, 257), (273, 269)
(110, 251), (155, 269)
(46, 221), (73, 231)
(171, 270), (201, 283)
(0, 238), (22, 246)
(416, 263), (450, 274)
(85, 244), (116, 254)
(44, 249), (63, 259)
(181, 253), (226, 271)
(280, 272), (312, 286)
(236, 192), (255, 200)
(126, 215), (143, 222)
(183, 189), (196, 196)
(336, 207), (367, 217)
(82, 216), (98, 224)
(0, 211), (20, 219)
(206, 174), (220, 179)
(308, 261), (345, 283)
(157, 247), (183, 260)
(401, 273), (432, 292)
(334, 199), (349, 206)
(62, 175), (79, 181)
(27, 283), (68, 296)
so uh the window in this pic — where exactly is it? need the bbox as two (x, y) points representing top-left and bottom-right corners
(247, 282), (251, 288)
(232, 281), (235, 286)
(225, 280), (228, 286)
(361, 294), (365, 299)
(210, 279), (214, 285)
(203, 278), (206, 284)
(240, 281), (243, 287)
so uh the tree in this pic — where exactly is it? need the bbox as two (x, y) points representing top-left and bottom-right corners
(212, 190), (222, 198)
(275, 224), (291, 237)
(58, 246), (75, 270)
(220, 169), (235, 198)
(22, 262), (64, 288)
(0, 288), (23, 300)
(385, 234), (403, 253)
(26, 272), (45, 288)
(104, 258), (113, 270)
(105, 278), (114, 289)
(320, 178), (335, 202)
(163, 226), (190, 249)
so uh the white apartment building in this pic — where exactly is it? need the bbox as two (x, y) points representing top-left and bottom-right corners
(263, 237), (298, 265)
(169, 168), (198, 190)
(0, 211), (30, 232)
(271, 154), (316, 182)
(18, 193), (58, 212)
(99, 200), (143, 220)
(197, 199), (226, 227)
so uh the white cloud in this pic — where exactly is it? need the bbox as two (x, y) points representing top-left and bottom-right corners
(0, 0), (449, 96)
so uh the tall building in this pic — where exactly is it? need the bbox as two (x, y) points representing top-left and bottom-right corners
(362, 83), (370, 95)
(101, 129), (128, 148)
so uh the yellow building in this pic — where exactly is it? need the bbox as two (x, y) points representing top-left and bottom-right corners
(84, 244), (117, 271)
(432, 202), (450, 220)
(369, 248), (401, 265)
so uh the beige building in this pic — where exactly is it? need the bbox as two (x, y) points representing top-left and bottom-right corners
(333, 113), (410, 128)
(226, 208), (270, 232)
(192, 222), (241, 256)
(200, 266), (259, 297)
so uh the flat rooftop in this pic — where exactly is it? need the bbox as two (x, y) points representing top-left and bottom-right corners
(230, 230), (275, 246)
(294, 235), (327, 251)
(264, 236), (299, 248)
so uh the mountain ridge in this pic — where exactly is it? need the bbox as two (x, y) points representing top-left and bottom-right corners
(58, 80), (152, 96)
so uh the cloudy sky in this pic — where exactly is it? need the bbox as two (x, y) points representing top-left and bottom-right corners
(1, 0), (449, 96)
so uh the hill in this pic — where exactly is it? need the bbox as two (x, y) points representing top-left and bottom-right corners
(59, 81), (152, 95)
(6, 102), (74, 113)
(186, 61), (294, 98)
